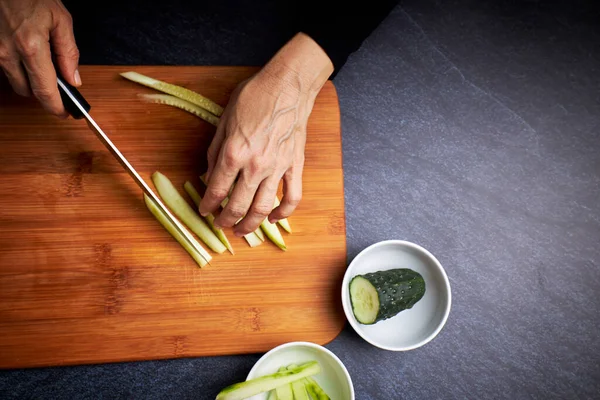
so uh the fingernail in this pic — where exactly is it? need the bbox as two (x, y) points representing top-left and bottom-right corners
(74, 69), (82, 86)
(234, 230), (244, 237)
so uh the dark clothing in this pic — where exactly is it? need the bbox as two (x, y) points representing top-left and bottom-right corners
(63, 0), (398, 78)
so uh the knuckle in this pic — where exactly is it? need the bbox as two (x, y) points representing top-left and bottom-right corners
(32, 86), (55, 101)
(206, 186), (230, 200)
(286, 194), (302, 208)
(65, 45), (80, 60)
(252, 204), (272, 218)
(227, 207), (246, 220)
(223, 145), (240, 169)
(15, 33), (40, 58)
(62, 11), (74, 26)
(0, 44), (10, 64)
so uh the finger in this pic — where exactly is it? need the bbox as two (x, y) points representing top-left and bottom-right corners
(198, 139), (240, 217)
(2, 58), (31, 97)
(213, 172), (261, 229)
(205, 115), (226, 183)
(269, 163), (303, 223)
(50, 11), (81, 87)
(234, 174), (281, 236)
(16, 32), (67, 117)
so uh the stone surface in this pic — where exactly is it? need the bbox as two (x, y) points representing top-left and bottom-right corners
(1, 0), (599, 399)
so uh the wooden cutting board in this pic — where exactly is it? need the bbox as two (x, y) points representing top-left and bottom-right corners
(0, 66), (347, 369)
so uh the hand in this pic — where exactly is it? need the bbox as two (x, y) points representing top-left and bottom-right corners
(198, 32), (334, 237)
(0, 0), (80, 117)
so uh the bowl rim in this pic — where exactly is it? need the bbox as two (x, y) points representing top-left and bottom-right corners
(246, 341), (355, 399)
(341, 239), (452, 351)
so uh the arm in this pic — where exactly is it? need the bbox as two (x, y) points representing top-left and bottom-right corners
(199, 2), (399, 235)
(293, 0), (400, 76)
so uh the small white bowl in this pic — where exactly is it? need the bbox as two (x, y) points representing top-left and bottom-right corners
(245, 341), (354, 400)
(341, 240), (451, 351)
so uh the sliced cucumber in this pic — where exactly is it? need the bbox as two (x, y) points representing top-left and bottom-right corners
(143, 193), (209, 268)
(183, 181), (234, 255)
(255, 226), (265, 241)
(285, 365), (309, 400)
(349, 268), (426, 324)
(215, 361), (320, 400)
(120, 71), (223, 116)
(138, 93), (220, 126)
(305, 377), (331, 400)
(152, 171), (226, 254)
(267, 390), (278, 400)
(274, 367), (294, 400)
(261, 219), (287, 251)
(273, 196), (292, 233)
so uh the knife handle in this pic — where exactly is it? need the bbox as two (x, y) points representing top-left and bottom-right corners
(56, 70), (91, 120)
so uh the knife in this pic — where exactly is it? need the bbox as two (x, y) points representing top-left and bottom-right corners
(55, 71), (211, 265)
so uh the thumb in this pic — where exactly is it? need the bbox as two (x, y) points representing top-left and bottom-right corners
(50, 13), (81, 87)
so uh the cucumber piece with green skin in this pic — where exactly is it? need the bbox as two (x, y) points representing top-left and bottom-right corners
(120, 71), (223, 116)
(274, 367), (293, 400)
(291, 378), (309, 400)
(267, 390), (278, 400)
(349, 268), (426, 324)
(216, 362), (319, 400)
(284, 364), (309, 400)
(273, 196), (292, 233)
(143, 193), (209, 268)
(138, 93), (220, 126)
(255, 226), (265, 241)
(304, 377), (330, 400)
(183, 181), (234, 255)
(260, 219), (287, 251)
(152, 171), (226, 254)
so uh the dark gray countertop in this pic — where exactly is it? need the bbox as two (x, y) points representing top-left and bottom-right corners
(1, 0), (599, 399)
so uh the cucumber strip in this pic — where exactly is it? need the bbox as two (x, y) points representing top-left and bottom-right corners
(303, 379), (320, 400)
(143, 193), (209, 268)
(255, 226), (265, 241)
(183, 181), (234, 255)
(260, 219), (287, 251)
(216, 361), (320, 400)
(138, 93), (220, 126)
(199, 174), (262, 248)
(305, 377), (331, 400)
(290, 376), (309, 400)
(274, 367), (294, 400)
(285, 364), (309, 400)
(120, 71), (223, 116)
(267, 390), (278, 400)
(152, 171), (226, 254)
(273, 196), (292, 233)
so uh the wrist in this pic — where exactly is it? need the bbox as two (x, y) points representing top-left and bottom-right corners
(258, 32), (334, 99)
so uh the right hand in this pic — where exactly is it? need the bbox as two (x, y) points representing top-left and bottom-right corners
(0, 0), (80, 118)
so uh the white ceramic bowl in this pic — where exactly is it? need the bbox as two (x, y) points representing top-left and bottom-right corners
(342, 240), (451, 351)
(246, 341), (354, 400)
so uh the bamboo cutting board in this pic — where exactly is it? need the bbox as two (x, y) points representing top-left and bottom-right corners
(0, 66), (347, 369)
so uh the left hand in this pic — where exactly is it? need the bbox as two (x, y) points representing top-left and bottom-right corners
(198, 32), (333, 237)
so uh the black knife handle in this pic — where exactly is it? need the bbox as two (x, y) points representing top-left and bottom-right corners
(56, 70), (91, 119)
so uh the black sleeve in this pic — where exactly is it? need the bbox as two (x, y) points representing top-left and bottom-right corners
(292, 1), (400, 76)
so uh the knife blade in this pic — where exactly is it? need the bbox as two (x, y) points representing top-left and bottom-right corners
(55, 71), (212, 265)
